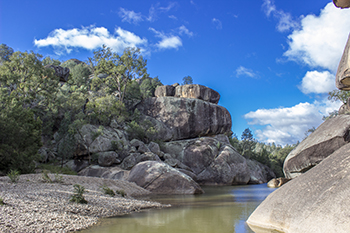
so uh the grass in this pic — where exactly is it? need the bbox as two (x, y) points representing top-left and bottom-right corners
(7, 169), (20, 183)
(116, 189), (127, 197)
(102, 186), (116, 197)
(70, 184), (88, 204)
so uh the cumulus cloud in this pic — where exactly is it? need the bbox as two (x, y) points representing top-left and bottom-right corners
(236, 66), (259, 78)
(34, 26), (147, 55)
(244, 99), (342, 145)
(262, 0), (298, 32)
(284, 3), (350, 71)
(118, 8), (143, 24)
(149, 27), (182, 50)
(178, 25), (193, 37)
(212, 18), (223, 30)
(299, 70), (336, 94)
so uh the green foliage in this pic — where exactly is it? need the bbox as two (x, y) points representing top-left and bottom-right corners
(126, 119), (157, 143)
(182, 75), (193, 85)
(102, 186), (116, 197)
(70, 184), (88, 204)
(41, 169), (53, 183)
(140, 77), (162, 98)
(116, 189), (127, 197)
(7, 169), (20, 183)
(42, 56), (61, 66)
(0, 197), (4, 206)
(328, 89), (350, 103)
(0, 44), (14, 63)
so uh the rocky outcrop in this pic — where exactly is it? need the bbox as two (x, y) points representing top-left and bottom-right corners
(162, 135), (275, 185)
(283, 115), (350, 178)
(127, 161), (204, 195)
(247, 143), (350, 233)
(79, 165), (129, 180)
(174, 84), (220, 104)
(45, 65), (70, 82)
(120, 152), (161, 170)
(333, 0), (350, 8)
(138, 97), (232, 141)
(266, 177), (291, 188)
(336, 34), (350, 90)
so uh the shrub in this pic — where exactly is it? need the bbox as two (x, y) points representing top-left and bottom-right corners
(7, 169), (20, 183)
(0, 197), (4, 205)
(116, 189), (127, 197)
(102, 186), (115, 197)
(41, 170), (53, 183)
(70, 184), (88, 204)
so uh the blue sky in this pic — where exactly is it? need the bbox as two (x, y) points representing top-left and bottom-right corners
(1, 0), (350, 145)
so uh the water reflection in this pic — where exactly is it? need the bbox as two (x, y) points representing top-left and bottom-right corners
(81, 184), (276, 233)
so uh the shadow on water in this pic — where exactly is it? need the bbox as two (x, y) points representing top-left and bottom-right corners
(80, 184), (276, 233)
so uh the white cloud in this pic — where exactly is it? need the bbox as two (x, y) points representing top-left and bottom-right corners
(147, 3), (177, 22)
(299, 70), (336, 94)
(118, 8), (143, 24)
(212, 18), (222, 30)
(236, 66), (258, 78)
(244, 99), (342, 145)
(149, 27), (182, 50)
(262, 0), (298, 32)
(284, 3), (350, 71)
(34, 26), (148, 54)
(178, 25), (193, 37)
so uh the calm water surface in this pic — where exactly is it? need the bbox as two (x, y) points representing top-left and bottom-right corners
(81, 184), (276, 233)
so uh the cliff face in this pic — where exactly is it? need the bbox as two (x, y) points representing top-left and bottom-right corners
(52, 84), (275, 194)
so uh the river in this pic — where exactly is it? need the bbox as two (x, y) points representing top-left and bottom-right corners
(81, 184), (276, 233)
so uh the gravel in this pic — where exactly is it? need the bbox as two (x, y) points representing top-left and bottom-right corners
(0, 174), (167, 233)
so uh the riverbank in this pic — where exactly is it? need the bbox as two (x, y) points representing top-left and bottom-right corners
(0, 174), (167, 233)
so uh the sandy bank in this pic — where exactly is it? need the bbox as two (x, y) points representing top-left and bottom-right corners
(0, 174), (166, 233)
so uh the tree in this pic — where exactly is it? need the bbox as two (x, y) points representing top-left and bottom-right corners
(182, 75), (193, 85)
(328, 89), (350, 103)
(0, 44), (14, 64)
(241, 128), (253, 141)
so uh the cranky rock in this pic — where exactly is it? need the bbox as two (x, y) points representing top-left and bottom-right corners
(336, 34), (350, 90)
(45, 65), (70, 82)
(333, 0), (350, 8)
(247, 143), (350, 233)
(175, 84), (220, 104)
(138, 97), (232, 140)
(283, 115), (350, 179)
(127, 161), (204, 195)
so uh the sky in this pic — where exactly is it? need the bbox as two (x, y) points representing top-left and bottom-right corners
(1, 0), (350, 146)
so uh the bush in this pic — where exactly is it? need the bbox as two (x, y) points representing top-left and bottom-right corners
(116, 189), (127, 197)
(41, 170), (53, 183)
(0, 197), (4, 205)
(7, 169), (20, 183)
(70, 184), (88, 204)
(102, 186), (115, 197)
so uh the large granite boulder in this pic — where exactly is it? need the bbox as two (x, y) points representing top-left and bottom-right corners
(45, 65), (70, 82)
(336, 34), (350, 90)
(333, 0), (350, 8)
(97, 151), (119, 167)
(120, 152), (161, 170)
(154, 85), (176, 97)
(174, 84), (220, 104)
(283, 115), (350, 179)
(138, 97), (232, 140)
(78, 165), (129, 180)
(247, 143), (350, 233)
(162, 136), (275, 185)
(127, 161), (204, 195)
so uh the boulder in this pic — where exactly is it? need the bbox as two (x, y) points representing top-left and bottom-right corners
(154, 85), (176, 97)
(333, 0), (350, 8)
(127, 161), (204, 195)
(120, 152), (161, 170)
(45, 65), (70, 82)
(78, 165), (129, 180)
(336, 34), (350, 90)
(138, 97), (232, 140)
(97, 151), (119, 167)
(130, 139), (150, 153)
(148, 142), (161, 155)
(283, 115), (350, 179)
(246, 159), (276, 184)
(64, 160), (89, 173)
(267, 177), (291, 188)
(175, 84), (220, 104)
(247, 143), (350, 233)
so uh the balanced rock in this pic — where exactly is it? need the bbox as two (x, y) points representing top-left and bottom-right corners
(174, 84), (220, 104)
(138, 97), (232, 140)
(247, 143), (350, 233)
(283, 115), (350, 179)
(127, 161), (204, 195)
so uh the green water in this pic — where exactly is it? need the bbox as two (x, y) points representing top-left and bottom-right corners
(81, 184), (276, 233)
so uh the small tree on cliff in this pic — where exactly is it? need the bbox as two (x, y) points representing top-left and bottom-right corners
(182, 75), (193, 85)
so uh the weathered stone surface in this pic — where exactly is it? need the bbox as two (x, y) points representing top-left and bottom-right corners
(162, 137), (274, 185)
(333, 0), (350, 8)
(138, 97), (232, 140)
(64, 160), (89, 173)
(120, 152), (161, 170)
(130, 139), (150, 153)
(154, 85), (176, 97)
(247, 143), (350, 233)
(148, 142), (161, 155)
(45, 65), (70, 82)
(267, 177), (291, 188)
(127, 161), (204, 195)
(175, 84), (220, 104)
(97, 151), (118, 167)
(336, 34), (350, 90)
(75, 124), (128, 156)
(283, 115), (350, 179)
(78, 165), (129, 180)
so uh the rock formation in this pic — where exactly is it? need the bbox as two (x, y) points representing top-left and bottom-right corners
(45, 65), (70, 82)
(336, 34), (350, 90)
(247, 143), (350, 232)
(283, 115), (350, 178)
(333, 0), (350, 8)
